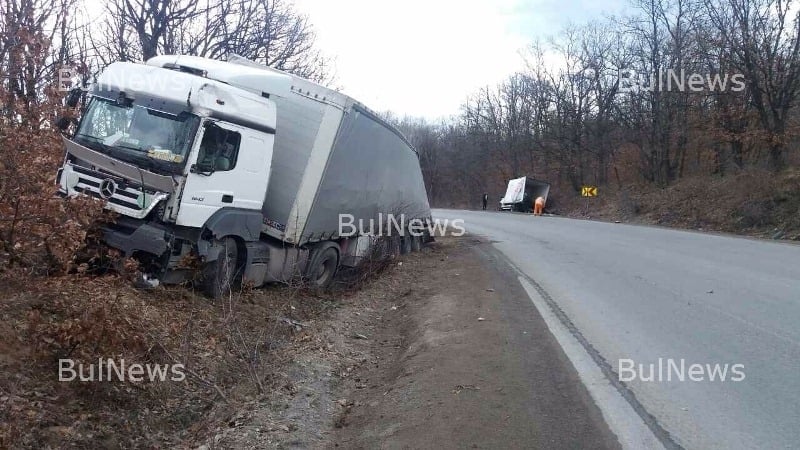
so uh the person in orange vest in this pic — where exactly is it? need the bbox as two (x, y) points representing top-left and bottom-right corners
(533, 196), (545, 216)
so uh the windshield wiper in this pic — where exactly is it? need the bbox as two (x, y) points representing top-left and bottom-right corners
(73, 133), (181, 175)
(75, 133), (102, 142)
(109, 144), (171, 172)
(133, 156), (161, 172)
(114, 143), (145, 153)
(74, 133), (107, 152)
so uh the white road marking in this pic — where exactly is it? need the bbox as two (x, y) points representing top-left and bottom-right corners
(518, 276), (664, 450)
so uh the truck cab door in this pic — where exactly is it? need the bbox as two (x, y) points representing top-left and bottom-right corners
(176, 121), (273, 227)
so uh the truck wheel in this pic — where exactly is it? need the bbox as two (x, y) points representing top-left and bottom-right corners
(202, 237), (239, 299)
(307, 243), (339, 289)
(411, 235), (423, 252)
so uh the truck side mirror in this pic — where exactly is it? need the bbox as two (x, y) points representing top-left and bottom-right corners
(56, 116), (75, 131)
(65, 87), (83, 108)
(203, 121), (220, 131)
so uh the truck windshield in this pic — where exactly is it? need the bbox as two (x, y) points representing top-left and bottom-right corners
(74, 97), (200, 174)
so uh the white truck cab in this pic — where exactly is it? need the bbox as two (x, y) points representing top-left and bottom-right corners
(59, 59), (286, 223)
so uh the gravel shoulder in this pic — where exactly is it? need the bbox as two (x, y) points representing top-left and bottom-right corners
(327, 236), (620, 449)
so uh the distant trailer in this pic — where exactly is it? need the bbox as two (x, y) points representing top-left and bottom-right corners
(499, 176), (550, 212)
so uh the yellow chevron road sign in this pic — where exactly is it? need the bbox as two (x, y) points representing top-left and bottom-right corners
(581, 186), (598, 197)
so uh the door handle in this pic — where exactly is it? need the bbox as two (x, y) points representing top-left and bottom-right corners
(222, 194), (233, 203)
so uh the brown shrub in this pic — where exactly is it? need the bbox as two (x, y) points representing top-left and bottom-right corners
(26, 279), (149, 360)
(0, 270), (312, 448)
(0, 87), (111, 275)
(0, 3), (107, 274)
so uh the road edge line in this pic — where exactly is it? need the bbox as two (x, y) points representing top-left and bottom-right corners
(477, 243), (682, 449)
(516, 277), (667, 450)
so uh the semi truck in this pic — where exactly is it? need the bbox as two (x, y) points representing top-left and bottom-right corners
(56, 55), (432, 297)
(498, 176), (550, 212)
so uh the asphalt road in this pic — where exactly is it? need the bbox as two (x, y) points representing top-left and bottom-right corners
(433, 209), (800, 450)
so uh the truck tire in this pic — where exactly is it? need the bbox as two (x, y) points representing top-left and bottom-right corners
(202, 237), (239, 299)
(307, 243), (339, 289)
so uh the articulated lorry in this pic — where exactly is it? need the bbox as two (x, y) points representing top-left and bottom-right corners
(56, 55), (432, 297)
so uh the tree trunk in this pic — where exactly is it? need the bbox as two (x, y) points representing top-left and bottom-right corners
(769, 143), (785, 171)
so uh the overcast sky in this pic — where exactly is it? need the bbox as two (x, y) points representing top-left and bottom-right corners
(292, 0), (629, 120)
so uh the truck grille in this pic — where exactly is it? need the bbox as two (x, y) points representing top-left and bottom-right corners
(71, 165), (145, 211)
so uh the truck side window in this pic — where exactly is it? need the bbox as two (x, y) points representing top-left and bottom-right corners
(197, 124), (241, 172)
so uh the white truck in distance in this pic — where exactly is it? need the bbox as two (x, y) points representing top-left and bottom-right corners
(499, 176), (550, 212)
(56, 55), (432, 297)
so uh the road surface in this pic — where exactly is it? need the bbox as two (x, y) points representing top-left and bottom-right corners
(433, 209), (800, 450)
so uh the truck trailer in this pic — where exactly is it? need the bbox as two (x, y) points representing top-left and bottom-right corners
(56, 55), (432, 297)
(498, 176), (550, 212)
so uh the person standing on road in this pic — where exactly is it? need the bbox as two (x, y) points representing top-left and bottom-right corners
(482, 193), (488, 210)
(533, 196), (545, 216)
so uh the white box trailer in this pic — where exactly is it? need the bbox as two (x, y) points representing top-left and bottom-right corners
(222, 55), (431, 246)
(499, 176), (550, 212)
(56, 55), (431, 296)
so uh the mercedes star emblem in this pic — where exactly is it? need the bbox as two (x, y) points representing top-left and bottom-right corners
(99, 178), (117, 199)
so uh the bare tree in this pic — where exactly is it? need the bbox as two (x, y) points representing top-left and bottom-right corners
(0, 0), (68, 117)
(92, 0), (331, 83)
(705, 0), (800, 170)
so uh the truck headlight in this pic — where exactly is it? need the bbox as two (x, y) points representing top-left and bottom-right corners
(65, 170), (80, 190)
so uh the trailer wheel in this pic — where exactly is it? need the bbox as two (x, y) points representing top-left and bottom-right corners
(202, 237), (239, 299)
(307, 243), (339, 289)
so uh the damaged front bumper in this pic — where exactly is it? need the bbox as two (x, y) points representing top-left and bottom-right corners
(102, 216), (170, 258)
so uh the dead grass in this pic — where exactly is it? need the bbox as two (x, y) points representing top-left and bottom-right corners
(0, 220), (442, 448)
(559, 168), (800, 240)
(0, 269), (353, 448)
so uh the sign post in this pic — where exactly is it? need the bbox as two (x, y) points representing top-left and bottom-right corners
(581, 186), (598, 216)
